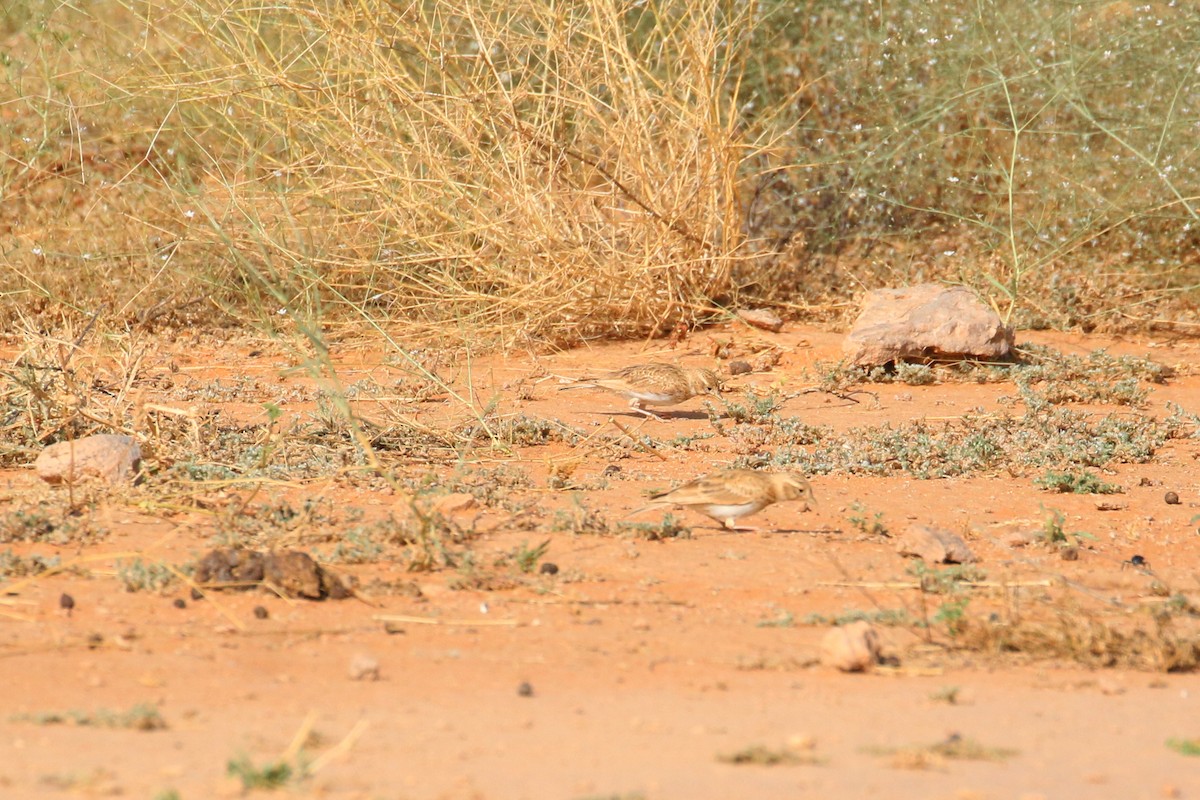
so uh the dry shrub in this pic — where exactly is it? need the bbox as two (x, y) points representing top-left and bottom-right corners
(107, 0), (788, 345)
(957, 608), (1200, 673)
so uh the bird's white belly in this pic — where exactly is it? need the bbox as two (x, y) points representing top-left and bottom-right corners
(634, 391), (680, 405)
(701, 502), (761, 519)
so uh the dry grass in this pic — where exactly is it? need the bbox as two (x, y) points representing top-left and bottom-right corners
(4, 0), (795, 347)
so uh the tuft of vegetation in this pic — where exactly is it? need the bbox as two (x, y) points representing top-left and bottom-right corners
(13, 703), (167, 731)
(738, 400), (1193, 480)
(618, 514), (692, 541)
(1167, 738), (1200, 757)
(847, 503), (889, 538)
(1035, 469), (1122, 495)
(811, 346), (1170, 404)
(0, 550), (61, 581)
(867, 734), (1018, 770)
(800, 608), (917, 628)
(717, 744), (822, 767)
(226, 755), (296, 791)
(117, 558), (178, 594)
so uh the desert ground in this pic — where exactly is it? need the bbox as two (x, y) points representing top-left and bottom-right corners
(1, 322), (1199, 799)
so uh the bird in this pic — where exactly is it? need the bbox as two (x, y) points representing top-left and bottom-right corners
(630, 469), (815, 531)
(559, 363), (721, 420)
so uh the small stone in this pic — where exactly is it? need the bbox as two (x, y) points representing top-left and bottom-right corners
(348, 654), (380, 681)
(35, 434), (142, 485)
(190, 588), (204, 601)
(785, 733), (817, 752)
(1060, 546), (1079, 561)
(59, 593), (75, 613)
(736, 308), (784, 333)
(1164, 491), (1181, 505)
(517, 681), (534, 697)
(253, 605), (269, 619)
(539, 562), (560, 576)
(727, 360), (752, 376)
(896, 525), (976, 564)
(820, 620), (882, 672)
(172, 598), (187, 609)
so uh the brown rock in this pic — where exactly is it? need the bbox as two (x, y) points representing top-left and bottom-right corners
(35, 434), (142, 485)
(820, 620), (882, 672)
(737, 308), (784, 333)
(194, 547), (350, 600)
(193, 548), (265, 587)
(896, 525), (977, 564)
(843, 284), (1014, 366)
(264, 550), (324, 599)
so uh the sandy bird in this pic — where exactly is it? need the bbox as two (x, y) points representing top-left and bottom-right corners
(631, 469), (815, 531)
(559, 363), (721, 421)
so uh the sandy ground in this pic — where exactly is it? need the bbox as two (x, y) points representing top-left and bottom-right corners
(2, 323), (1199, 799)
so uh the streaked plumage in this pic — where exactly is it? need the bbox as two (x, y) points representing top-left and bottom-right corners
(632, 469), (815, 531)
(560, 363), (721, 420)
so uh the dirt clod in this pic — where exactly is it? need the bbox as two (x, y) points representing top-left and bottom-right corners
(349, 654), (381, 681)
(517, 681), (534, 697)
(193, 548), (350, 600)
(539, 562), (559, 575)
(172, 598), (186, 609)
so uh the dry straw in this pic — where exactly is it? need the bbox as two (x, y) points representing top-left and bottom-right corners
(120, 0), (798, 346)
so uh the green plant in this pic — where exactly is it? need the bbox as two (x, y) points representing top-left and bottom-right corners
(1167, 738), (1200, 757)
(1035, 469), (1122, 494)
(717, 744), (821, 766)
(618, 514), (691, 541)
(929, 686), (961, 705)
(116, 558), (177, 593)
(908, 562), (985, 638)
(226, 755), (296, 791)
(13, 703), (166, 731)
(847, 503), (888, 537)
(756, 610), (795, 628)
(511, 539), (551, 574)
(1038, 507), (1096, 548)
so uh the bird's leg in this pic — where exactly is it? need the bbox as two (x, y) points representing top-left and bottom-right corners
(630, 399), (668, 421)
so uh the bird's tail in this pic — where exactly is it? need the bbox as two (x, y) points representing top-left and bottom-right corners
(624, 501), (666, 519)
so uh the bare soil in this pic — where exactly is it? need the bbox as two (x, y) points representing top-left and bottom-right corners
(2, 324), (1199, 799)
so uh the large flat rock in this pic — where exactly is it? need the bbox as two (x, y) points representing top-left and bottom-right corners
(843, 283), (1014, 366)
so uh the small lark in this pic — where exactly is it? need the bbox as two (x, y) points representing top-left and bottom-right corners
(560, 363), (721, 420)
(631, 469), (815, 531)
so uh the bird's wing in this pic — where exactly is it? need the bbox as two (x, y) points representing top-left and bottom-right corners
(652, 475), (754, 505)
